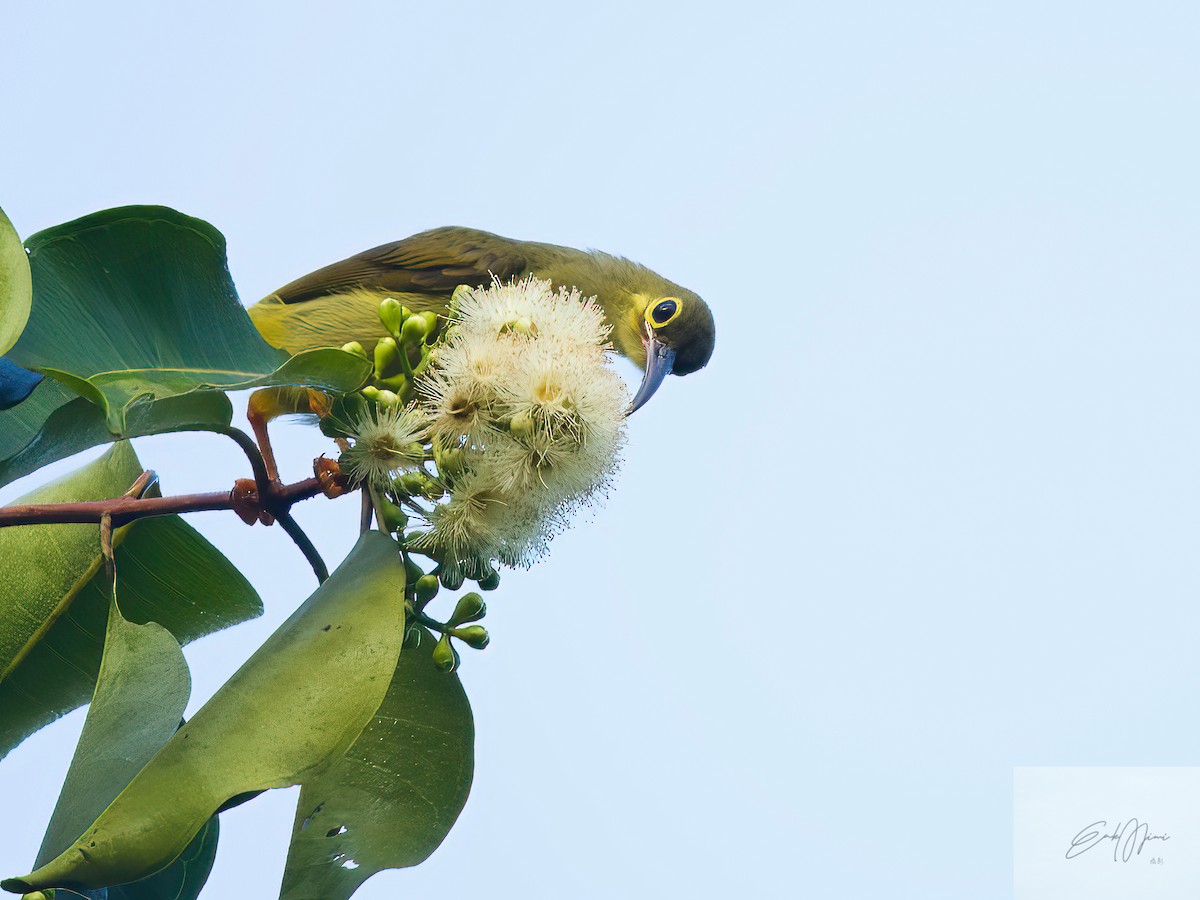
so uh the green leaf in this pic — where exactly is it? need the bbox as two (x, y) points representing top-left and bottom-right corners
(35, 600), (191, 868)
(34, 588), (218, 900)
(8, 206), (371, 431)
(0, 381), (233, 490)
(108, 816), (219, 900)
(0, 443), (262, 758)
(280, 626), (474, 900)
(0, 443), (144, 679)
(0, 206), (31, 356)
(4, 532), (408, 893)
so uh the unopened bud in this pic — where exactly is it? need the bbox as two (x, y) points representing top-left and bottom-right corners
(374, 337), (402, 379)
(419, 311), (439, 339)
(401, 314), (430, 345)
(403, 555), (425, 587)
(377, 495), (408, 533)
(452, 625), (490, 650)
(415, 574), (440, 604)
(509, 409), (534, 440)
(449, 592), (486, 625)
(396, 472), (426, 495)
(438, 567), (465, 591)
(403, 625), (422, 649)
(378, 298), (404, 337)
(437, 447), (465, 478)
(432, 632), (460, 673)
(340, 340), (368, 360)
(360, 385), (382, 403)
(499, 316), (536, 336)
(449, 284), (472, 311)
(375, 389), (401, 407)
(377, 373), (409, 394)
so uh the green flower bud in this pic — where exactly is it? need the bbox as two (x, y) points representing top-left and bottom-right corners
(477, 568), (501, 591)
(449, 284), (472, 311)
(374, 337), (402, 379)
(403, 625), (423, 649)
(377, 495), (408, 533)
(448, 591), (486, 625)
(401, 313), (430, 346)
(360, 385), (382, 403)
(340, 340), (368, 359)
(396, 472), (426, 495)
(378, 297), (404, 337)
(509, 409), (534, 440)
(439, 567), (465, 591)
(21, 892), (50, 900)
(432, 632), (460, 673)
(375, 389), (401, 407)
(415, 574), (440, 604)
(451, 625), (490, 650)
(499, 316), (536, 336)
(419, 310), (439, 339)
(436, 447), (465, 478)
(421, 480), (445, 501)
(403, 554), (425, 586)
(377, 373), (409, 394)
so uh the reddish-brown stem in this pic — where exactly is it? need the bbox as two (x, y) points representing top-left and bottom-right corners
(0, 476), (325, 528)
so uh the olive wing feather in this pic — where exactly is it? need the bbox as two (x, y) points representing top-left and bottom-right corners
(267, 226), (529, 304)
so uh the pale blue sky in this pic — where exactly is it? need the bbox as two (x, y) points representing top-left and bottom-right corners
(2, 1), (1199, 897)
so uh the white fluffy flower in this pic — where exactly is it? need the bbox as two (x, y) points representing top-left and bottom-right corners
(413, 277), (627, 575)
(340, 402), (429, 489)
(452, 276), (611, 355)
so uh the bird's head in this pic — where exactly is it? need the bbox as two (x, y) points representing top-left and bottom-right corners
(620, 287), (716, 414)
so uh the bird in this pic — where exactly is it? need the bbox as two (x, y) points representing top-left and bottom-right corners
(246, 226), (716, 480)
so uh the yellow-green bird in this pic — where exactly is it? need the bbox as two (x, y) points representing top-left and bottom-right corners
(246, 226), (715, 474)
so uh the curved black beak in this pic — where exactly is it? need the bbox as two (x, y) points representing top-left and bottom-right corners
(626, 334), (677, 416)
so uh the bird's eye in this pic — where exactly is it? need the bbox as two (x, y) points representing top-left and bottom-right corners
(647, 298), (681, 327)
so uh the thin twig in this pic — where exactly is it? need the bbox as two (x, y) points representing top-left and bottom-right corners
(360, 489), (373, 533)
(220, 427), (274, 498)
(413, 610), (448, 633)
(367, 485), (388, 530)
(0, 476), (326, 529)
(276, 511), (329, 583)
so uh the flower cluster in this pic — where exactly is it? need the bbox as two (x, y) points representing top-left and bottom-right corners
(336, 277), (627, 583)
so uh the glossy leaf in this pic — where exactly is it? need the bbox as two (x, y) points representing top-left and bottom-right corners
(108, 816), (219, 900)
(0, 381), (233, 490)
(0, 443), (143, 680)
(0, 206), (31, 355)
(280, 626), (474, 900)
(36, 600), (191, 868)
(34, 593), (218, 900)
(0, 443), (261, 758)
(5, 532), (408, 893)
(8, 206), (370, 431)
(0, 357), (41, 410)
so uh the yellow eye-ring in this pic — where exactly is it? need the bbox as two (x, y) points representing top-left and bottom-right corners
(646, 297), (682, 328)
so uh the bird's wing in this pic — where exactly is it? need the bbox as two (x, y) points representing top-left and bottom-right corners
(267, 227), (529, 304)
